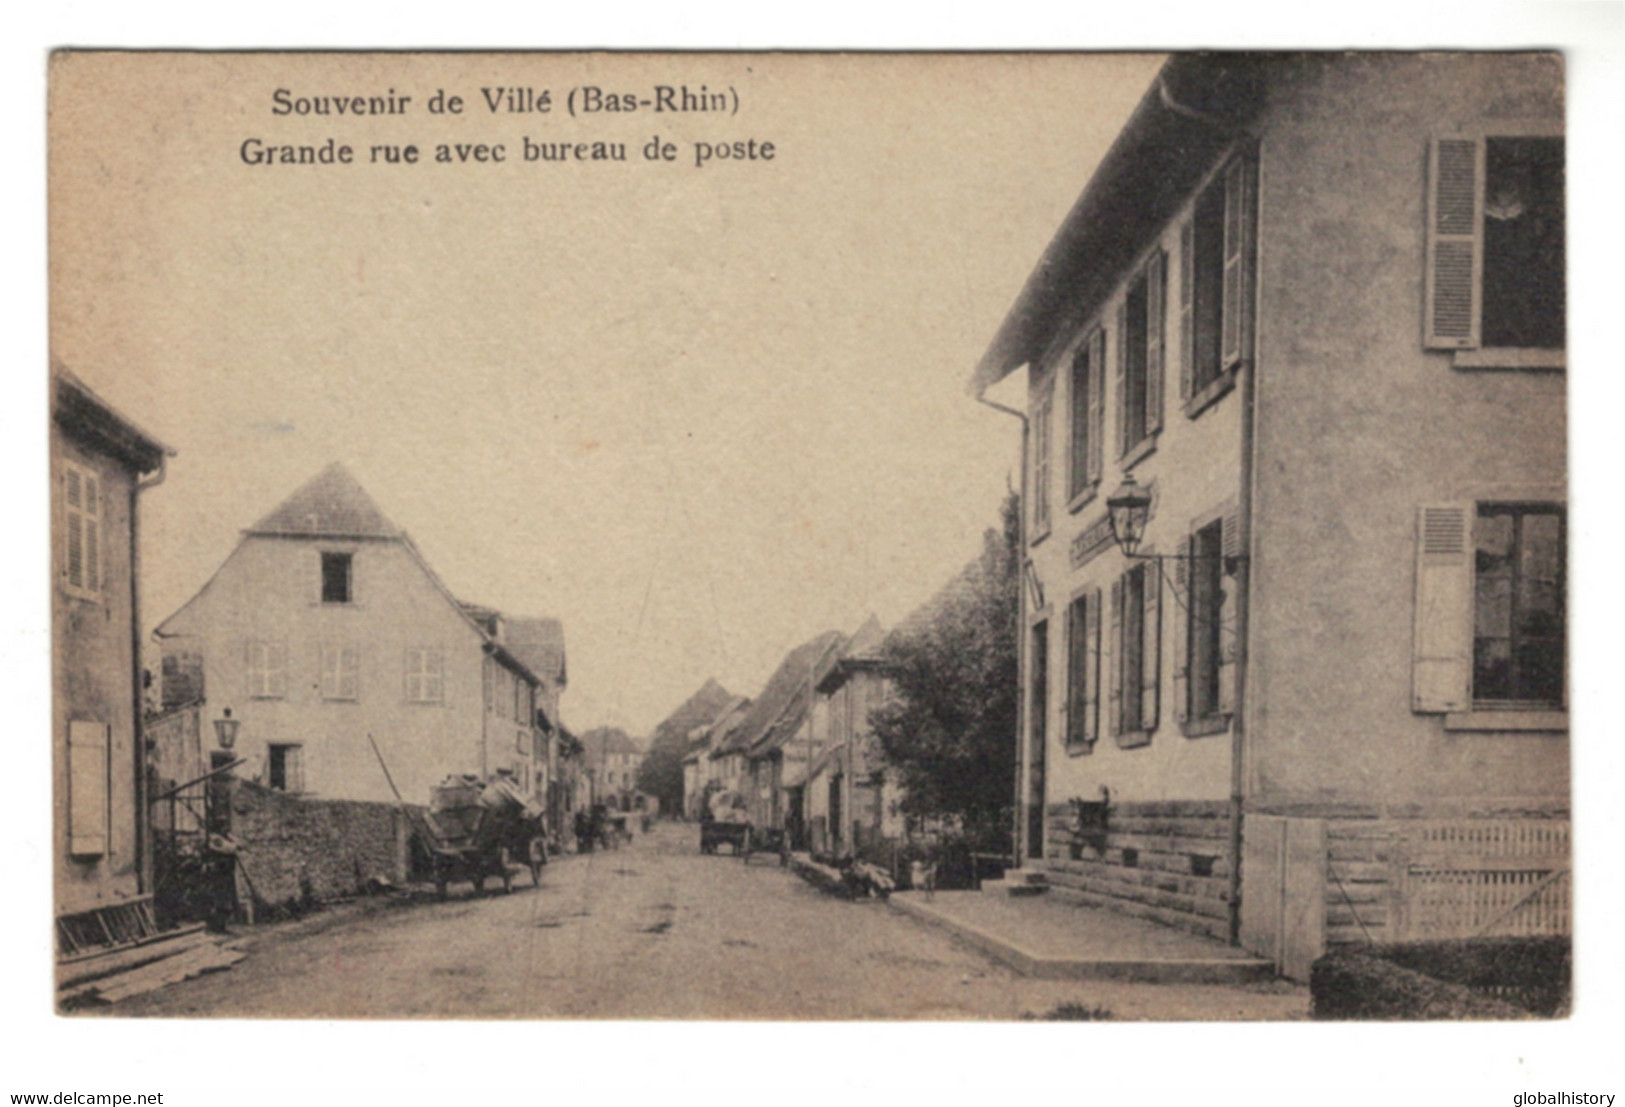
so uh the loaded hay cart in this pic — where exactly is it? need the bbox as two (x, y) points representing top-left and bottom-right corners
(699, 789), (753, 856)
(413, 774), (549, 900)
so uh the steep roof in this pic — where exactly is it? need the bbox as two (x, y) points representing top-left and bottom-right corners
(504, 616), (568, 689)
(579, 726), (642, 763)
(887, 558), (982, 646)
(245, 461), (403, 540)
(816, 614), (888, 691)
(52, 365), (175, 474)
(703, 697), (753, 760)
(728, 630), (846, 760)
(971, 53), (1273, 396)
(650, 678), (736, 747)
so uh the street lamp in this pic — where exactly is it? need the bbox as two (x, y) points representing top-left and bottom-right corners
(212, 707), (240, 751)
(1105, 474), (1154, 558)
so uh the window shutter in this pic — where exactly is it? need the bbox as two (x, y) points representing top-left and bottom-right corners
(1179, 220), (1196, 403)
(1062, 602), (1076, 743)
(1424, 138), (1483, 349)
(67, 720), (110, 856)
(1218, 511), (1241, 716)
(1172, 541), (1190, 727)
(1108, 577), (1124, 736)
(1412, 504), (1473, 712)
(1114, 304), (1129, 458)
(1083, 588), (1101, 746)
(1068, 346), (1089, 501)
(1145, 250), (1166, 437)
(1141, 566), (1161, 733)
(1087, 329), (1106, 486)
(341, 644), (359, 700)
(1221, 157), (1256, 372)
(270, 641), (287, 699)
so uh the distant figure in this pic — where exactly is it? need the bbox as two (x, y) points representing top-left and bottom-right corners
(574, 809), (592, 853)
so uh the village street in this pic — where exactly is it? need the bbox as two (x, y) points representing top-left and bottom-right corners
(104, 822), (1305, 1020)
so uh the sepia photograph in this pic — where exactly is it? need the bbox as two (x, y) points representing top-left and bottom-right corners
(44, 45), (1581, 1025)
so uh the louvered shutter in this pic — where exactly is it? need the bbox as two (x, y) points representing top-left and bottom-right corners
(1179, 220), (1196, 403)
(1221, 158), (1256, 372)
(1068, 345), (1089, 501)
(1424, 138), (1483, 349)
(1141, 566), (1161, 733)
(64, 467), (84, 590)
(1114, 303), (1129, 458)
(1108, 577), (1124, 736)
(1087, 329), (1106, 486)
(1218, 509), (1242, 716)
(1172, 545), (1190, 727)
(1083, 588), (1101, 747)
(1145, 250), (1166, 437)
(1061, 602), (1076, 745)
(67, 720), (110, 856)
(1412, 505), (1473, 711)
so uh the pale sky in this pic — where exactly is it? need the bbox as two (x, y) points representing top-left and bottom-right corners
(51, 52), (1163, 734)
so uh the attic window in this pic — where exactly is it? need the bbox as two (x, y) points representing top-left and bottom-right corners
(321, 552), (353, 604)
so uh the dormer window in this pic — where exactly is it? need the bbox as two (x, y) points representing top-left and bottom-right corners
(321, 552), (353, 604)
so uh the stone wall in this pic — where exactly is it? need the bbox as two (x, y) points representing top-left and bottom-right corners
(230, 779), (412, 911)
(1042, 799), (1232, 940)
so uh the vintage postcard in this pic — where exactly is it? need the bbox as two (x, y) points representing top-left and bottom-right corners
(47, 49), (1573, 1032)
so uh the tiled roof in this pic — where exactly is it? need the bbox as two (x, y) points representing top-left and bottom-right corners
(505, 617), (568, 688)
(730, 630), (846, 760)
(245, 462), (402, 539)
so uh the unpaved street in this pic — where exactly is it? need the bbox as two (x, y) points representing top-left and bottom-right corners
(106, 823), (1306, 1020)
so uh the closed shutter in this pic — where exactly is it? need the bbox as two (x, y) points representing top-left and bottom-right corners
(1218, 509), (1242, 716)
(1424, 138), (1483, 349)
(1068, 345), (1089, 501)
(1061, 603), (1076, 745)
(1108, 577), (1124, 736)
(323, 643), (359, 700)
(1221, 157), (1256, 372)
(1172, 539), (1191, 727)
(67, 720), (110, 856)
(1083, 588), (1101, 746)
(1145, 250), (1166, 437)
(62, 463), (102, 595)
(1114, 303), (1129, 458)
(1412, 505), (1472, 711)
(1179, 220), (1196, 403)
(1141, 566), (1161, 733)
(1087, 329), (1106, 486)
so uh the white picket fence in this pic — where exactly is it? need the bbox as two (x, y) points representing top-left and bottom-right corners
(1392, 819), (1570, 940)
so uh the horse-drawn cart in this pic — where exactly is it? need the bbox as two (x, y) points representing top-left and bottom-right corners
(413, 774), (548, 900)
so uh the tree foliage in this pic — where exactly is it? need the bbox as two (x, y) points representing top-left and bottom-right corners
(871, 493), (1019, 847)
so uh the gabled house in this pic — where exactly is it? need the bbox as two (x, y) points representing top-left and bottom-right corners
(502, 615), (570, 832)
(684, 693), (750, 818)
(805, 616), (900, 859)
(579, 726), (643, 811)
(52, 367), (174, 943)
(732, 631), (846, 839)
(974, 53), (1567, 977)
(153, 463), (552, 806)
(702, 695), (754, 807)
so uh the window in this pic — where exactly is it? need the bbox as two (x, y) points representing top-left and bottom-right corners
(1175, 515), (1237, 735)
(1427, 135), (1564, 362)
(246, 639), (287, 699)
(67, 720), (110, 856)
(1117, 252), (1166, 459)
(406, 647), (445, 703)
(1473, 505), (1565, 706)
(1180, 157), (1255, 408)
(1030, 385), (1054, 538)
(61, 460), (102, 599)
(320, 552), (353, 604)
(1413, 502), (1566, 717)
(320, 642), (359, 701)
(1064, 589), (1101, 750)
(1110, 563), (1160, 746)
(267, 744), (304, 792)
(1068, 330), (1106, 504)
